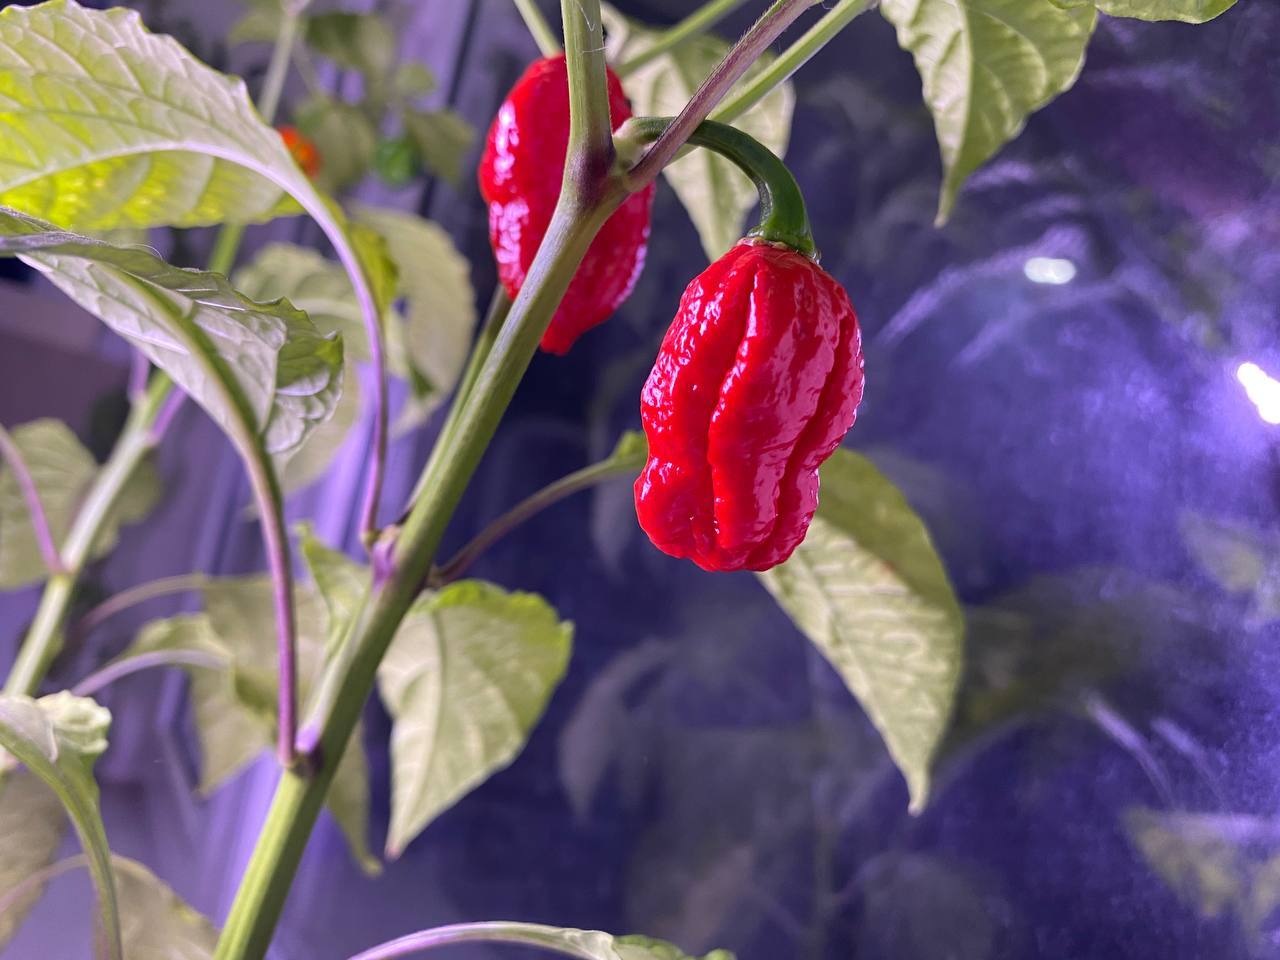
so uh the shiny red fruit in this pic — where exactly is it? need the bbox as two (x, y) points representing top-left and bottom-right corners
(478, 54), (655, 355)
(635, 241), (865, 572)
(278, 125), (321, 180)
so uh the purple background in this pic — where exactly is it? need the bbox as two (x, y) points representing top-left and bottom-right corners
(3, 1), (1280, 958)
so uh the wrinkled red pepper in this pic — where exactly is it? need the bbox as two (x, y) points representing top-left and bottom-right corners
(635, 240), (864, 572)
(278, 125), (321, 180)
(478, 54), (655, 355)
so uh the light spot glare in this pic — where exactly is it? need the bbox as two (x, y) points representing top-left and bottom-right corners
(1023, 256), (1077, 285)
(1237, 362), (1280, 425)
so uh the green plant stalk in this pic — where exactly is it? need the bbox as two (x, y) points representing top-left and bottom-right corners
(213, 4), (618, 956)
(713, 0), (874, 125)
(511, 0), (561, 57)
(3, 375), (171, 697)
(617, 0), (750, 76)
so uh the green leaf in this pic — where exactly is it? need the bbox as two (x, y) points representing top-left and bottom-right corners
(392, 63), (437, 100)
(1178, 512), (1280, 626)
(295, 95), (379, 195)
(0, 208), (344, 459)
(0, 0), (307, 229)
(0, 770), (67, 947)
(402, 109), (476, 186)
(1126, 808), (1280, 949)
(1179, 511), (1270, 593)
(126, 571), (379, 874)
(0, 693), (119, 960)
(297, 523), (368, 657)
(305, 12), (397, 78)
(376, 580), (573, 857)
(353, 205), (478, 425)
(757, 449), (964, 811)
(603, 5), (794, 260)
(227, 5), (282, 45)
(0, 419), (157, 589)
(374, 136), (420, 187)
(878, 0), (1097, 223)
(233, 243), (378, 493)
(131, 615), (262, 791)
(113, 856), (217, 960)
(1051, 0), (1236, 22)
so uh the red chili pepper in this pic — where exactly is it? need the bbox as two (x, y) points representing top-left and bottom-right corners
(478, 54), (655, 355)
(278, 125), (321, 180)
(635, 240), (865, 572)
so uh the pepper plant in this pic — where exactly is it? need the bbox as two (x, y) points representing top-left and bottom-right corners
(0, 0), (1239, 958)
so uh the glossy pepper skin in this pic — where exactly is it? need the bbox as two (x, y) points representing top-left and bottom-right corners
(635, 241), (865, 572)
(478, 55), (655, 355)
(277, 125), (321, 180)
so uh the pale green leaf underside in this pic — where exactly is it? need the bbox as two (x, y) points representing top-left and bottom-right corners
(113, 856), (217, 960)
(1052, 0), (1236, 22)
(1178, 511), (1269, 594)
(0, 419), (156, 589)
(0, 0), (301, 229)
(377, 580), (573, 857)
(0, 208), (343, 457)
(127, 577), (378, 874)
(879, 0), (1096, 222)
(604, 5), (794, 261)
(0, 770), (66, 947)
(353, 205), (477, 423)
(758, 450), (963, 811)
(0, 693), (120, 960)
(234, 243), (374, 491)
(1125, 807), (1280, 946)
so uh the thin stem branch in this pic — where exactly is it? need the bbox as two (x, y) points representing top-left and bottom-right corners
(713, 0), (874, 125)
(71, 573), (210, 641)
(127, 350), (150, 404)
(243, 461), (299, 770)
(0, 854), (89, 922)
(72, 649), (228, 698)
(433, 444), (645, 585)
(3, 376), (171, 697)
(624, 0), (817, 192)
(345, 921), (622, 960)
(617, 0), (749, 76)
(512, 0), (561, 57)
(149, 387), (186, 442)
(0, 423), (64, 575)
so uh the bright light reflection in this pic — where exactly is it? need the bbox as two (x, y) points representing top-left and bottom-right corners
(1237, 362), (1280, 425)
(1023, 256), (1077, 285)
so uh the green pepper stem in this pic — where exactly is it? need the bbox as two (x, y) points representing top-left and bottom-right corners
(619, 116), (815, 257)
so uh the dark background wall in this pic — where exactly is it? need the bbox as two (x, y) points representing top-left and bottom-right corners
(2, 1), (1279, 957)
